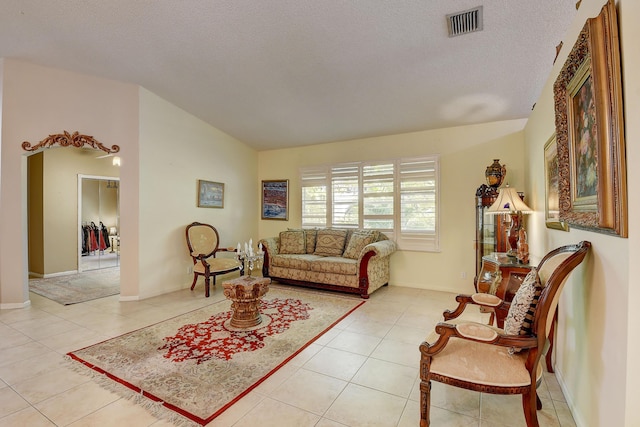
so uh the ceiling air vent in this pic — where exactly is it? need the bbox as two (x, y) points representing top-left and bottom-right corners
(447, 6), (483, 37)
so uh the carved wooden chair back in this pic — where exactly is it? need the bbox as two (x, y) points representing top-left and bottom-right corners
(185, 222), (242, 297)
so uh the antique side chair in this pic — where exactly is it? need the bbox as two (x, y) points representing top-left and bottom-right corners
(185, 222), (243, 297)
(419, 241), (591, 427)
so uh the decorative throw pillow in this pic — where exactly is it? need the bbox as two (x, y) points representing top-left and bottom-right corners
(504, 268), (542, 336)
(279, 230), (306, 254)
(314, 229), (348, 257)
(303, 229), (318, 254)
(343, 231), (377, 259)
(288, 228), (318, 254)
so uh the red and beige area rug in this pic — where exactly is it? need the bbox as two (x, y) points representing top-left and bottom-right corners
(67, 286), (365, 425)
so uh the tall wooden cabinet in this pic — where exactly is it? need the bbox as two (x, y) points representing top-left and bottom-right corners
(475, 183), (509, 276)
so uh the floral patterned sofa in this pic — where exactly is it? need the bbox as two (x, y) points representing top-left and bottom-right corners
(260, 228), (397, 299)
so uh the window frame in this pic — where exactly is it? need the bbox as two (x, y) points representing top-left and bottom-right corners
(300, 155), (440, 252)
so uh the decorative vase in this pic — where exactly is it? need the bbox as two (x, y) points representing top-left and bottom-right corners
(485, 159), (506, 188)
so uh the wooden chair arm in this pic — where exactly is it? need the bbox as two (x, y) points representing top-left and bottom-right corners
(420, 321), (538, 358)
(443, 293), (509, 321)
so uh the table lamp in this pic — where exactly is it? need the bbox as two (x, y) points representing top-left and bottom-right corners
(487, 185), (533, 259)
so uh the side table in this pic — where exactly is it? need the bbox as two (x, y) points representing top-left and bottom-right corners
(475, 253), (534, 309)
(222, 276), (271, 330)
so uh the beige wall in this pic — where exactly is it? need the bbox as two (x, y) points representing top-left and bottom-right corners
(258, 119), (527, 294)
(136, 88), (258, 299)
(523, 0), (637, 425)
(0, 59), (138, 307)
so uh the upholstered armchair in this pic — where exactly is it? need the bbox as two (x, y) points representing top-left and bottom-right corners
(419, 241), (590, 427)
(185, 222), (243, 297)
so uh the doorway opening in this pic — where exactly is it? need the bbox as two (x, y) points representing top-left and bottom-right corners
(78, 175), (120, 272)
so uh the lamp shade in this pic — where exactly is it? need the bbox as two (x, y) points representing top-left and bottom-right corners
(487, 186), (533, 214)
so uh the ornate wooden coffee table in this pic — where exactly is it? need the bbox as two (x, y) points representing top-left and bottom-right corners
(222, 276), (271, 330)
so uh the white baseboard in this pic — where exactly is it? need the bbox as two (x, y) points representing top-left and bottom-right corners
(119, 295), (139, 302)
(0, 300), (31, 310)
(554, 368), (584, 427)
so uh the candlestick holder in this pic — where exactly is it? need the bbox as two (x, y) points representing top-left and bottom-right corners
(236, 241), (264, 277)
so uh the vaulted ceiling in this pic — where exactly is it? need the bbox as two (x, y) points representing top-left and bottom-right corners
(0, 1), (577, 150)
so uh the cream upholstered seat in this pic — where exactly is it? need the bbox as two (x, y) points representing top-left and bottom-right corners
(419, 241), (590, 427)
(185, 222), (243, 297)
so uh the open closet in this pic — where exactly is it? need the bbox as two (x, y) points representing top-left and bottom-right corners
(79, 176), (120, 271)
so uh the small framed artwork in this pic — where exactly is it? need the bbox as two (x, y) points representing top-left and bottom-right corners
(261, 180), (289, 220)
(197, 180), (224, 208)
(543, 135), (568, 231)
(553, 0), (627, 237)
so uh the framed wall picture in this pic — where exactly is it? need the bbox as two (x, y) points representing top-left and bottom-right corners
(197, 180), (224, 208)
(553, 0), (627, 237)
(261, 180), (289, 220)
(544, 135), (568, 231)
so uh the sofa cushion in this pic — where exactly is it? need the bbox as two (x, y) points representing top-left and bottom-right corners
(343, 230), (379, 259)
(504, 268), (542, 336)
(309, 257), (358, 275)
(270, 254), (322, 270)
(279, 230), (306, 254)
(314, 229), (348, 257)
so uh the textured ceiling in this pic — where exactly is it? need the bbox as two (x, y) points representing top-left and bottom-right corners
(0, 1), (577, 150)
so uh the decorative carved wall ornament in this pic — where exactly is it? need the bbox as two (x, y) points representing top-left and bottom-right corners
(21, 130), (120, 154)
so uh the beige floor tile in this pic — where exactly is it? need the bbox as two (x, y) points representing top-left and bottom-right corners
(385, 324), (431, 345)
(429, 405), (479, 426)
(303, 347), (367, 381)
(324, 383), (406, 427)
(0, 341), (51, 368)
(314, 327), (341, 345)
(315, 418), (349, 427)
(0, 349), (65, 385)
(0, 307), (51, 325)
(351, 358), (418, 398)
(37, 327), (109, 354)
(326, 329), (382, 355)
(349, 308), (403, 326)
(0, 406), (56, 426)
(270, 368), (347, 415)
(66, 397), (159, 426)
(0, 324), (32, 350)
(206, 391), (264, 427)
(288, 342), (323, 366)
(430, 382), (480, 418)
(544, 373), (567, 402)
(233, 397), (320, 427)
(34, 381), (120, 426)
(480, 392), (559, 427)
(343, 318), (395, 337)
(397, 398), (421, 427)
(552, 400), (577, 427)
(11, 365), (91, 404)
(13, 317), (84, 341)
(0, 386), (31, 418)
(370, 338), (420, 368)
(253, 362), (300, 395)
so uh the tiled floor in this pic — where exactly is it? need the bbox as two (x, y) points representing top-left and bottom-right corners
(0, 284), (577, 426)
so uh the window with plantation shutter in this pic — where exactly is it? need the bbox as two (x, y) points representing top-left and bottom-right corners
(300, 166), (328, 228)
(397, 157), (439, 251)
(331, 164), (359, 227)
(300, 155), (439, 252)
